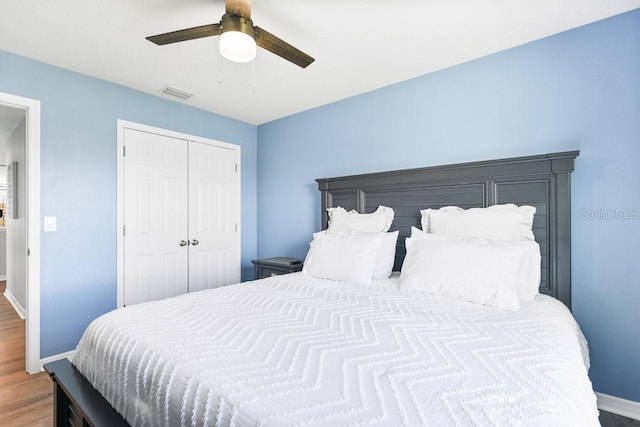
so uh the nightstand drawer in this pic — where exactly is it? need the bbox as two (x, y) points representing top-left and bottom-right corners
(251, 257), (303, 280)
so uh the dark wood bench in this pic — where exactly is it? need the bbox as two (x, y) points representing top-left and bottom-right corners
(45, 359), (129, 427)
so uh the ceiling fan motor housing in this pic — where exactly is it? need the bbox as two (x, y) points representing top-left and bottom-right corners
(220, 13), (255, 39)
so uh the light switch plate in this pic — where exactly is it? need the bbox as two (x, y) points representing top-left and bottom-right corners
(44, 216), (57, 232)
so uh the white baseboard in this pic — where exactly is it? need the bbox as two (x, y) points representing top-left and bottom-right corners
(39, 350), (76, 372)
(597, 392), (640, 420)
(0, 275), (7, 281)
(3, 289), (26, 319)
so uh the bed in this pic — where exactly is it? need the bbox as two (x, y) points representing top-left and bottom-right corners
(45, 150), (598, 426)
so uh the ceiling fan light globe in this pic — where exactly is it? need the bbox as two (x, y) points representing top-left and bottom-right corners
(219, 31), (257, 63)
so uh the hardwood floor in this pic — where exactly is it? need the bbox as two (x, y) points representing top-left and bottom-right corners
(0, 281), (53, 427)
(0, 280), (638, 426)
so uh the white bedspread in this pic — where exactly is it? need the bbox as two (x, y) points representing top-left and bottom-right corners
(72, 274), (599, 426)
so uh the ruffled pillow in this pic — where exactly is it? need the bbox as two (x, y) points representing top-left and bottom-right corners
(421, 204), (535, 241)
(327, 205), (394, 234)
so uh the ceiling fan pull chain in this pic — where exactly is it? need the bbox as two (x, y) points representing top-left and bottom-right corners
(218, 37), (223, 84)
(252, 56), (256, 93)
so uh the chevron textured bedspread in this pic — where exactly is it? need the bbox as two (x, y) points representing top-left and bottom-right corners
(72, 273), (599, 426)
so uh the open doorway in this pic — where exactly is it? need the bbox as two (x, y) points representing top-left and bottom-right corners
(0, 92), (41, 373)
(0, 106), (26, 320)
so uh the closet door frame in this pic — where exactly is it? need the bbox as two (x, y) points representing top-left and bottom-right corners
(116, 120), (241, 308)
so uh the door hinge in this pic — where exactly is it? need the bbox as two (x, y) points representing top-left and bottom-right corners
(123, 225), (126, 236)
(123, 146), (126, 157)
(235, 163), (238, 173)
(235, 223), (238, 232)
(27, 248), (30, 256)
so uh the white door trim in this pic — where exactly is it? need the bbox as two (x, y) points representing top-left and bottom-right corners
(116, 120), (241, 308)
(0, 91), (41, 374)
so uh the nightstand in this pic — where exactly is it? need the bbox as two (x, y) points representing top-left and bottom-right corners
(251, 257), (303, 280)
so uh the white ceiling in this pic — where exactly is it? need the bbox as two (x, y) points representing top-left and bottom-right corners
(1, 1), (638, 125)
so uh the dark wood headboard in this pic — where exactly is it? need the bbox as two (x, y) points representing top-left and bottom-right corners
(316, 151), (579, 309)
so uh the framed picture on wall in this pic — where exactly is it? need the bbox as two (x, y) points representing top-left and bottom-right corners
(7, 161), (17, 220)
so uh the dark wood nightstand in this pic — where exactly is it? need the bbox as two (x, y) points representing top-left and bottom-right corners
(251, 257), (303, 280)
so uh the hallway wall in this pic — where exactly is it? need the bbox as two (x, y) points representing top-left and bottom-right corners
(5, 117), (26, 312)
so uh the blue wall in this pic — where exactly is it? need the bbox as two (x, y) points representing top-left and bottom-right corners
(257, 10), (640, 402)
(0, 53), (258, 357)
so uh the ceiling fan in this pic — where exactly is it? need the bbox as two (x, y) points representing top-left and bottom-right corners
(146, 0), (314, 68)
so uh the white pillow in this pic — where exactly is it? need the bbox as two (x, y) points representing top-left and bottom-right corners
(410, 227), (541, 300)
(327, 205), (394, 233)
(400, 233), (522, 311)
(373, 230), (399, 279)
(313, 230), (399, 279)
(303, 232), (382, 286)
(512, 240), (541, 300)
(420, 204), (536, 241)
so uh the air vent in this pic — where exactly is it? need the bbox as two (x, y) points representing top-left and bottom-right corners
(161, 86), (194, 100)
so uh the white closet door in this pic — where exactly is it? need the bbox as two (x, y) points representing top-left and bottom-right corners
(188, 141), (241, 292)
(123, 128), (189, 306)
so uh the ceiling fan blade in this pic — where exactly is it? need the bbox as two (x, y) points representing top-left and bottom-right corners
(146, 24), (221, 45)
(226, 0), (251, 19)
(254, 26), (314, 68)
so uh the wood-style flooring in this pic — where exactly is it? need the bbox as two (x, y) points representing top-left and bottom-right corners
(0, 280), (638, 426)
(0, 281), (53, 427)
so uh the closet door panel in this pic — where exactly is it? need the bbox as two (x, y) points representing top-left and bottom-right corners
(188, 141), (240, 292)
(123, 129), (189, 306)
